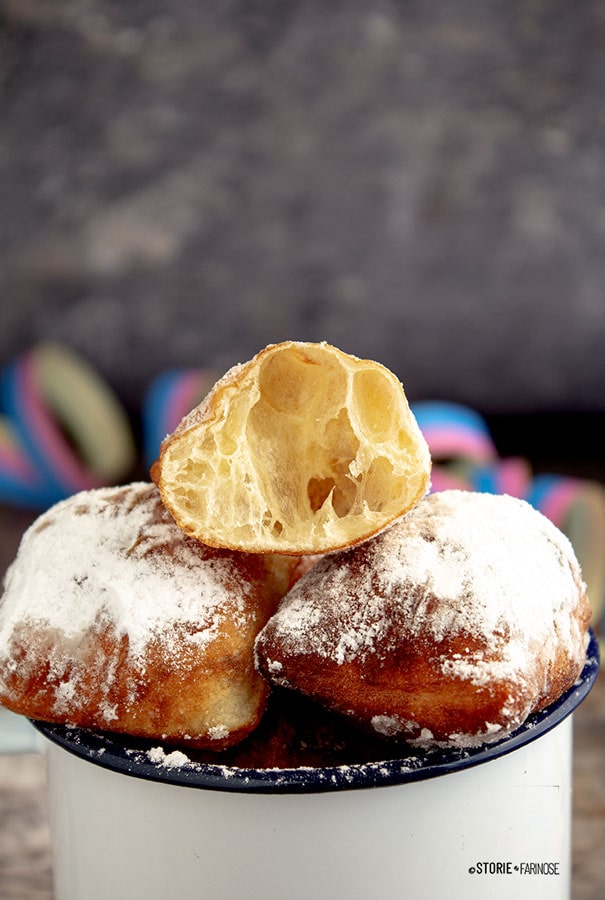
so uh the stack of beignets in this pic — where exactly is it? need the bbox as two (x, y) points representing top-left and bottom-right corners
(255, 490), (591, 748)
(0, 341), (592, 757)
(0, 482), (294, 749)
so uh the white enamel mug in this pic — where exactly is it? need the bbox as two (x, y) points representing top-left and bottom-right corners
(36, 631), (599, 900)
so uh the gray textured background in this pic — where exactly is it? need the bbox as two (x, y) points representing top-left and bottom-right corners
(1, 0), (605, 417)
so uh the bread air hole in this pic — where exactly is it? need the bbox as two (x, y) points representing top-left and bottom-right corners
(364, 456), (398, 512)
(173, 487), (197, 517)
(250, 348), (404, 526)
(306, 475), (359, 518)
(352, 368), (400, 440)
(257, 345), (347, 415)
(261, 510), (284, 536)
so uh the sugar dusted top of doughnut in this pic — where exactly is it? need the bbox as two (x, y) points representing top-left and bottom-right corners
(262, 490), (588, 675)
(0, 483), (258, 670)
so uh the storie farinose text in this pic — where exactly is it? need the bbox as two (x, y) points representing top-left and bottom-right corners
(469, 861), (560, 876)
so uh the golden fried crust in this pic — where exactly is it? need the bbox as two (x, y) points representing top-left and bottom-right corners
(151, 341), (431, 555)
(0, 483), (296, 750)
(255, 491), (591, 749)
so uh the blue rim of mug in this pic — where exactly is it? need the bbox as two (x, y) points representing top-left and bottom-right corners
(32, 629), (600, 795)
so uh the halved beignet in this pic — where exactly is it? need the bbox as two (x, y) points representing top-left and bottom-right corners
(0, 483), (294, 749)
(151, 341), (431, 555)
(255, 490), (591, 748)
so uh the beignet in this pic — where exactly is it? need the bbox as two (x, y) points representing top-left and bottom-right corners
(0, 483), (294, 749)
(255, 490), (591, 748)
(151, 341), (431, 556)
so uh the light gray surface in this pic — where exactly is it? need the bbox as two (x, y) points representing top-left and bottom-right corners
(0, 710), (40, 755)
(0, 753), (51, 900)
(1, 2), (605, 414)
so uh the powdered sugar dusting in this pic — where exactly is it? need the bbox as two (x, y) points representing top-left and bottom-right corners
(260, 491), (587, 679)
(208, 724), (230, 741)
(0, 483), (256, 698)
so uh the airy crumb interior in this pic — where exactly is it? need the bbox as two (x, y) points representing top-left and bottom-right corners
(161, 343), (430, 553)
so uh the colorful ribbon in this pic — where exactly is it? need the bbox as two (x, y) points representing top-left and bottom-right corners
(142, 368), (217, 469)
(0, 342), (136, 508)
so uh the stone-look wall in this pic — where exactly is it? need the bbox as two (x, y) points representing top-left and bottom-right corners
(2, 1), (605, 414)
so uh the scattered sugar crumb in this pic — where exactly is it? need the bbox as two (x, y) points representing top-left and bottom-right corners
(147, 746), (194, 769)
(208, 724), (229, 741)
